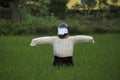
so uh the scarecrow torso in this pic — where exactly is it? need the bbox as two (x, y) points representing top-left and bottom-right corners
(53, 37), (74, 57)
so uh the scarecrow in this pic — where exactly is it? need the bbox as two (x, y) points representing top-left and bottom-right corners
(30, 23), (94, 67)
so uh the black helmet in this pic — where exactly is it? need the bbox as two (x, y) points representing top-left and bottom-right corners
(58, 23), (69, 39)
(58, 23), (69, 35)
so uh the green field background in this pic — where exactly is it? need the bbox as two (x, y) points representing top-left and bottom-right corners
(0, 34), (120, 80)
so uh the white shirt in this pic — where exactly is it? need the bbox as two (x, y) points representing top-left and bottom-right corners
(30, 35), (94, 57)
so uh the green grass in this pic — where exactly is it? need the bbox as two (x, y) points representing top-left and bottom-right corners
(0, 34), (120, 80)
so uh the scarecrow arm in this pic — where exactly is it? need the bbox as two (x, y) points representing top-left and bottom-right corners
(30, 37), (54, 46)
(73, 35), (94, 44)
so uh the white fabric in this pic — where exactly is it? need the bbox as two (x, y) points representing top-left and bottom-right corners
(58, 28), (68, 35)
(30, 35), (94, 57)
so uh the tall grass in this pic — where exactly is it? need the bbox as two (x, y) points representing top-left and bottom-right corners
(0, 16), (120, 35)
(0, 34), (120, 80)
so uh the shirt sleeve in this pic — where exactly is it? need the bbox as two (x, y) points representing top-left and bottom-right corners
(30, 36), (55, 46)
(73, 35), (94, 44)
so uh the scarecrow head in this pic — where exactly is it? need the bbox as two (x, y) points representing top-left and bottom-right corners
(58, 23), (69, 39)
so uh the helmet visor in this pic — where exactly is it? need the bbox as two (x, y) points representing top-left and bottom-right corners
(58, 28), (68, 35)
